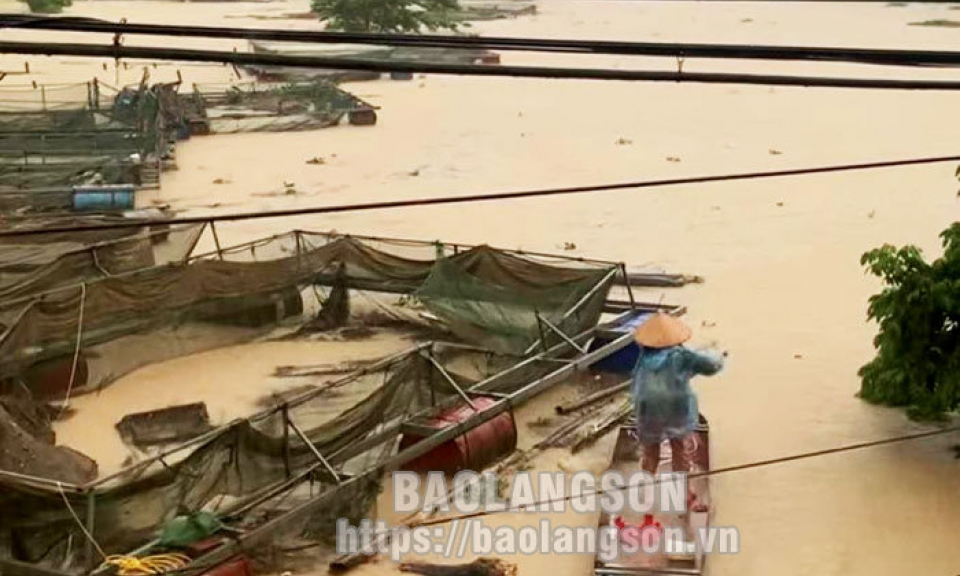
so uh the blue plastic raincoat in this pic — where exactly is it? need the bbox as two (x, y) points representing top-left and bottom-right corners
(631, 345), (724, 445)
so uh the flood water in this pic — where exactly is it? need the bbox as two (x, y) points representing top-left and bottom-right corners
(3, 1), (960, 575)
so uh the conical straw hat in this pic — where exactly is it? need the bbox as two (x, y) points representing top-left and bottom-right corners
(634, 312), (691, 348)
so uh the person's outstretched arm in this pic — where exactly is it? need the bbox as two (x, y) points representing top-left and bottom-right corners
(684, 347), (725, 376)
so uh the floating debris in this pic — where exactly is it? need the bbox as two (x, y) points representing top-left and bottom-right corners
(306, 156), (326, 165)
(212, 178), (230, 184)
(527, 416), (554, 428)
(116, 403), (212, 448)
(615, 137), (633, 146)
(769, 149), (783, 155)
(910, 19), (960, 27)
(399, 558), (518, 576)
(666, 156), (681, 162)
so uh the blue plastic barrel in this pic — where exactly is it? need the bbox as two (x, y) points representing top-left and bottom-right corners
(72, 185), (135, 211)
(588, 311), (654, 374)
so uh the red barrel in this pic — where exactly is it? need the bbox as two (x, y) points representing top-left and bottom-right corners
(23, 354), (89, 401)
(399, 395), (517, 474)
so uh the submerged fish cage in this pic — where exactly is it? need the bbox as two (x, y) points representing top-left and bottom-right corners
(0, 81), (172, 194)
(186, 81), (379, 134)
(0, 223), (693, 576)
(245, 40), (501, 83)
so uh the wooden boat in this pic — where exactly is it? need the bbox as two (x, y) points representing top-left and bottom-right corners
(594, 415), (711, 576)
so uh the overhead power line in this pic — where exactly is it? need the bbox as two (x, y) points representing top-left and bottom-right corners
(5, 40), (960, 90)
(2, 153), (958, 238)
(411, 424), (960, 529)
(5, 15), (960, 68)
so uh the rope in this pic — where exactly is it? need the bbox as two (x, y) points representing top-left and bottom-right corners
(57, 482), (192, 575)
(56, 482), (106, 560)
(2, 153), (959, 239)
(7, 40), (960, 91)
(91, 248), (112, 277)
(57, 282), (86, 419)
(409, 425), (960, 528)
(104, 554), (193, 576)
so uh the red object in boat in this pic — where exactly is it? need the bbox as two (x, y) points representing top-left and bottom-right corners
(614, 515), (662, 532)
(641, 514), (662, 531)
(197, 555), (252, 576)
(398, 395), (517, 474)
(613, 514), (662, 545)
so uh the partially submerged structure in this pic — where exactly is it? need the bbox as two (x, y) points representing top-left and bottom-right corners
(0, 228), (686, 397)
(0, 226), (696, 576)
(0, 79), (378, 216)
(245, 41), (501, 82)
(0, 81), (166, 194)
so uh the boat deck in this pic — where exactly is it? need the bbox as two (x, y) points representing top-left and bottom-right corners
(594, 416), (711, 576)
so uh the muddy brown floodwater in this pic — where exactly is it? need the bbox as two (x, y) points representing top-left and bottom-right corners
(4, 0), (960, 575)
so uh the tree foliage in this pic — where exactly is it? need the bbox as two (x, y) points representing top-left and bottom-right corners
(310, 0), (463, 33)
(858, 222), (960, 420)
(20, 0), (71, 14)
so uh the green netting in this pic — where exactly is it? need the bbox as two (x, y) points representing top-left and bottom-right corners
(416, 250), (616, 353)
(0, 83), (169, 190)
(0, 344), (562, 569)
(0, 228), (618, 572)
(0, 80), (376, 191)
(0, 157), (132, 189)
(0, 82), (115, 113)
(0, 233), (615, 400)
(190, 81), (374, 134)
(0, 223), (204, 302)
(157, 511), (223, 548)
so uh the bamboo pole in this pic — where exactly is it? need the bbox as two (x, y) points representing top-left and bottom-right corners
(421, 351), (477, 411)
(0, 469), (83, 492)
(620, 262), (636, 310)
(281, 404), (292, 478)
(537, 315), (586, 354)
(555, 380), (630, 415)
(287, 417), (341, 483)
(84, 491), (97, 568)
(209, 219), (223, 260)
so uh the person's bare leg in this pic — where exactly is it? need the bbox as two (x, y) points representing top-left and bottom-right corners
(670, 435), (707, 514)
(669, 436), (690, 474)
(641, 441), (661, 475)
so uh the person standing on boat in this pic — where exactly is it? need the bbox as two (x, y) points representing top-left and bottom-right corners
(631, 312), (724, 512)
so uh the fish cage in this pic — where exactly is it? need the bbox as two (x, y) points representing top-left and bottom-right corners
(0, 224), (691, 576)
(187, 81), (379, 134)
(0, 81), (172, 192)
